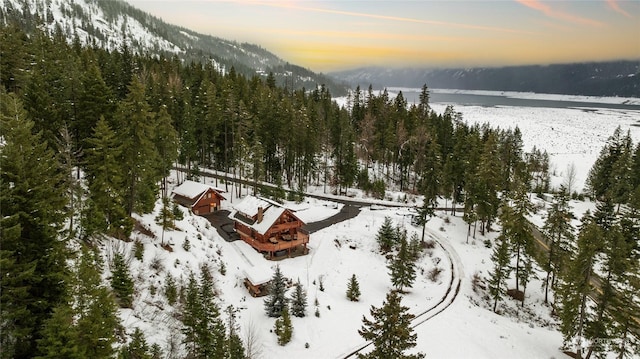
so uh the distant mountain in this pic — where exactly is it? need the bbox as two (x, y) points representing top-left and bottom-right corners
(0, 0), (347, 95)
(331, 61), (640, 98)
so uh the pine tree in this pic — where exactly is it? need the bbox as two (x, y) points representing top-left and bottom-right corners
(0, 91), (69, 358)
(36, 305), (82, 359)
(182, 267), (227, 358)
(388, 237), (417, 293)
(155, 196), (175, 245)
(225, 306), (246, 359)
(376, 216), (397, 253)
(290, 280), (307, 318)
(542, 186), (574, 303)
(118, 328), (153, 359)
(37, 248), (120, 359)
(558, 214), (599, 358)
(83, 116), (131, 239)
(164, 274), (178, 305)
(488, 231), (512, 313)
(111, 253), (134, 308)
(346, 274), (361, 302)
(274, 306), (293, 346)
(113, 76), (159, 215)
(358, 290), (425, 359)
(264, 266), (288, 317)
(504, 178), (535, 296)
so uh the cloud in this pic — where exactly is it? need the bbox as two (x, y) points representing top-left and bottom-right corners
(247, 1), (532, 34)
(516, 0), (604, 27)
(606, 0), (633, 18)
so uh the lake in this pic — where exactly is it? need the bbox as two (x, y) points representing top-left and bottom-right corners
(396, 89), (640, 111)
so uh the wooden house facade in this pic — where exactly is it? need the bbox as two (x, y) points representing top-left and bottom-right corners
(171, 180), (226, 215)
(229, 196), (309, 259)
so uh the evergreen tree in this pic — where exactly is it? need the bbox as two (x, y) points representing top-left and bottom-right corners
(503, 178), (534, 296)
(118, 328), (153, 359)
(542, 186), (574, 303)
(225, 306), (246, 359)
(83, 116), (131, 238)
(0, 91), (69, 358)
(358, 290), (425, 359)
(111, 253), (134, 308)
(388, 237), (417, 293)
(488, 227), (512, 312)
(264, 266), (288, 317)
(290, 280), (307, 318)
(376, 216), (397, 253)
(38, 248), (120, 359)
(164, 273), (178, 305)
(274, 306), (293, 346)
(36, 305), (82, 359)
(558, 214), (599, 359)
(113, 76), (159, 215)
(155, 196), (175, 245)
(346, 274), (361, 302)
(182, 267), (227, 358)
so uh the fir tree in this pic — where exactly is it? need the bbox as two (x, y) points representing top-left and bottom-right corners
(558, 214), (599, 359)
(36, 305), (82, 359)
(388, 237), (417, 293)
(488, 232), (512, 313)
(83, 116), (131, 238)
(264, 266), (288, 317)
(376, 216), (397, 253)
(111, 253), (134, 308)
(274, 306), (293, 346)
(542, 186), (574, 303)
(118, 328), (153, 359)
(358, 290), (425, 359)
(290, 280), (307, 318)
(225, 306), (246, 359)
(0, 91), (69, 358)
(346, 274), (361, 302)
(113, 76), (159, 215)
(164, 274), (178, 305)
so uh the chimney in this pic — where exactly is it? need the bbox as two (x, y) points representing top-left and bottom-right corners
(257, 207), (264, 223)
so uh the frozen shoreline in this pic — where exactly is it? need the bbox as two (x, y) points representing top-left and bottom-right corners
(387, 87), (640, 106)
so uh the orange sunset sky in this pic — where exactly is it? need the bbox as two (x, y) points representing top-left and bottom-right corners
(127, 0), (640, 72)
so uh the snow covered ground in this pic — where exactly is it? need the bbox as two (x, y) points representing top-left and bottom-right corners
(105, 173), (578, 359)
(108, 92), (640, 358)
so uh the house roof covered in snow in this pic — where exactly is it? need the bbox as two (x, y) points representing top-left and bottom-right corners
(172, 180), (225, 199)
(229, 195), (289, 235)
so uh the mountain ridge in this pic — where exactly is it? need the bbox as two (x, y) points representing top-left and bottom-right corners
(330, 60), (640, 98)
(0, 0), (348, 95)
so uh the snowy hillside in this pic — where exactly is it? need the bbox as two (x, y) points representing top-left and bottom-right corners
(0, 0), (347, 94)
(104, 171), (576, 358)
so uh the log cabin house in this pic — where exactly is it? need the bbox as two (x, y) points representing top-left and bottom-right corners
(171, 180), (226, 215)
(229, 196), (309, 259)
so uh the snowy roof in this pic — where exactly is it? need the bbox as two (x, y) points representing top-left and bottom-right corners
(243, 265), (273, 286)
(172, 180), (225, 199)
(229, 195), (288, 235)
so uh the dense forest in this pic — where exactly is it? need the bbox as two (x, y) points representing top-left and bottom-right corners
(1, 20), (640, 359)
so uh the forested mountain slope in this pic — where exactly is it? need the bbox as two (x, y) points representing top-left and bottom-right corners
(332, 61), (640, 97)
(0, 0), (347, 95)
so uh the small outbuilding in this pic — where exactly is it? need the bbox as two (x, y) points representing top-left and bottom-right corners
(171, 180), (226, 215)
(243, 265), (273, 297)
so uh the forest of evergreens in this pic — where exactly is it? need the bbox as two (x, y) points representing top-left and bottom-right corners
(1, 21), (640, 359)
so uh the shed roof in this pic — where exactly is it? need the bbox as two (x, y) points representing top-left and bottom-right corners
(243, 265), (274, 286)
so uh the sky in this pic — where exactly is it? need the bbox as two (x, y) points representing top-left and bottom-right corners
(126, 0), (640, 72)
